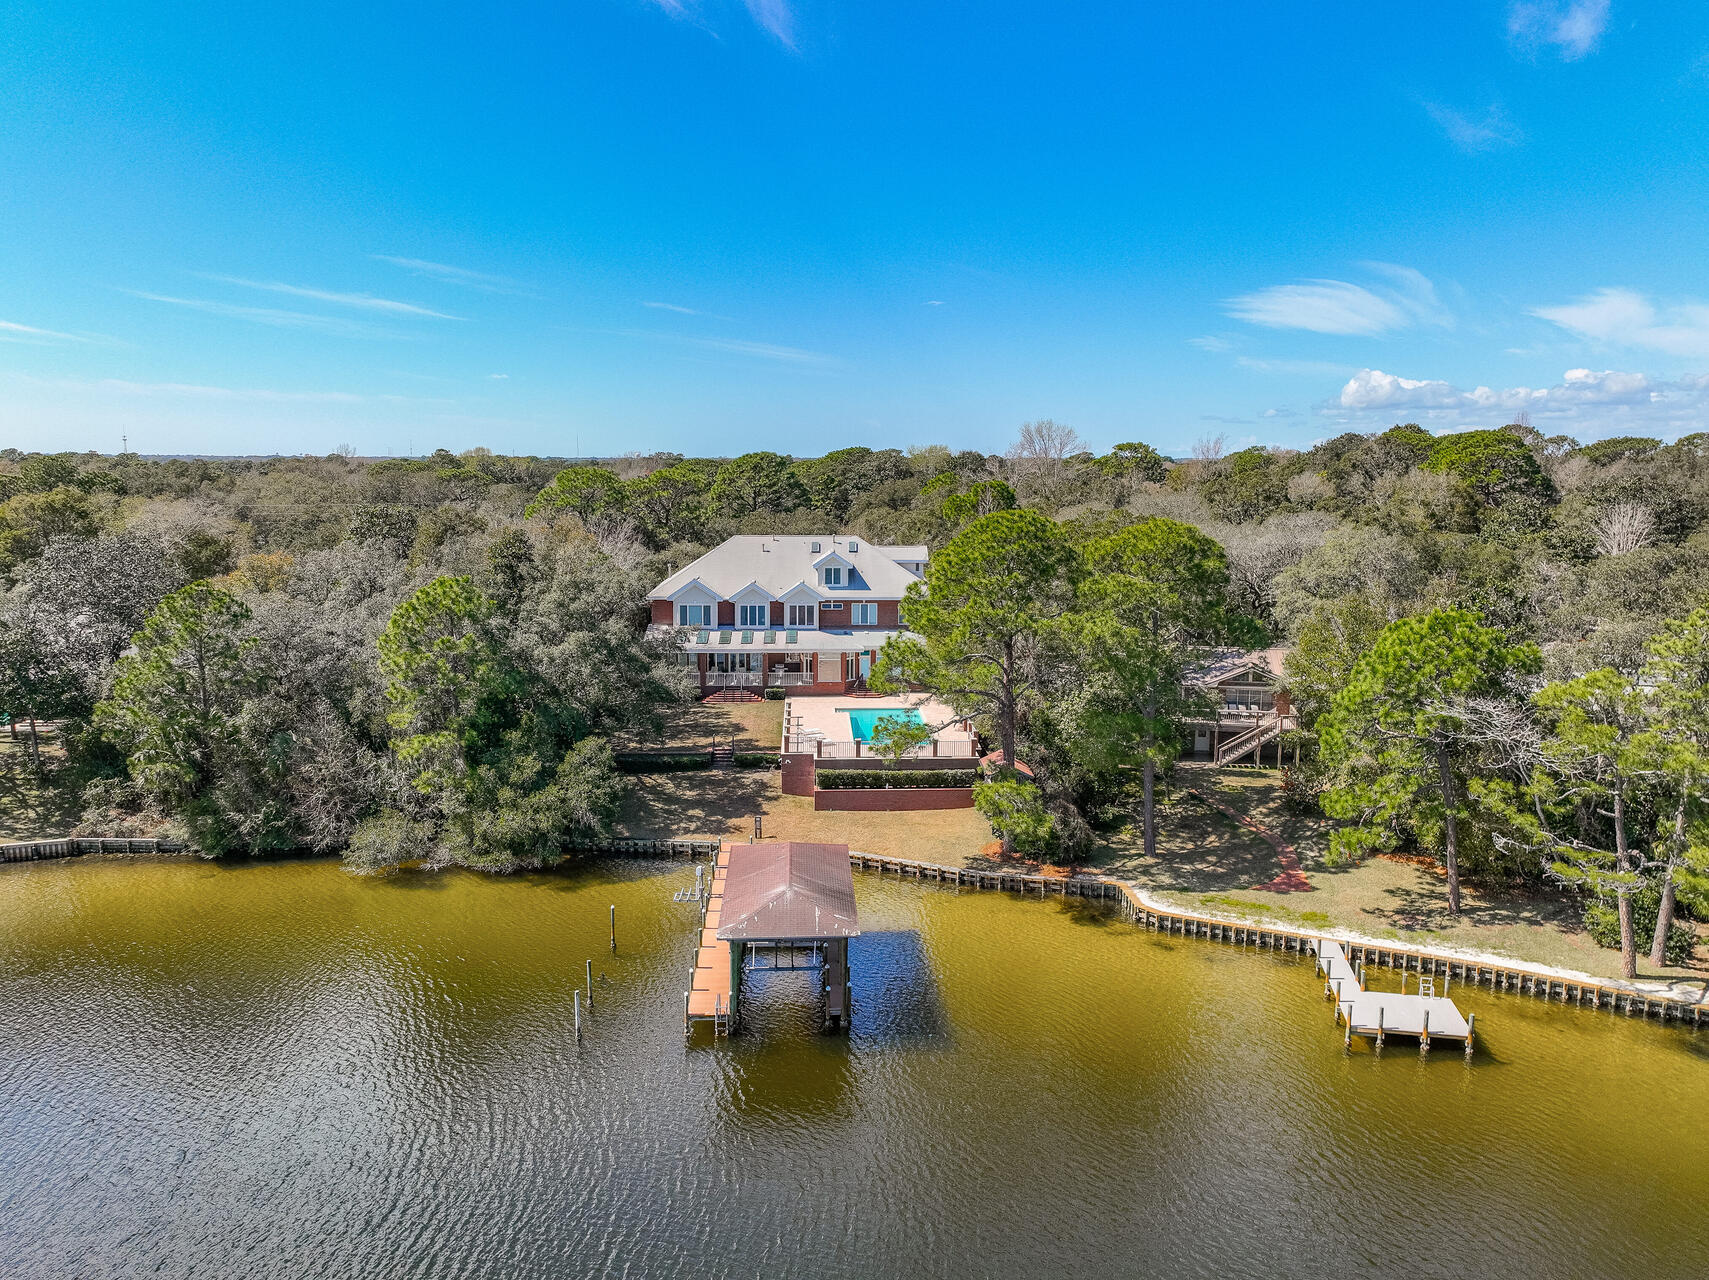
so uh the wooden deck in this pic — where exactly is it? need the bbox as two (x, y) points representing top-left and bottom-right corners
(685, 847), (733, 1029)
(1318, 939), (1472, 1048)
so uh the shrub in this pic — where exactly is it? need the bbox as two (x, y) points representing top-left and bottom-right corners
(762, 688), (786, 700)
(816, 768), (977, 789)
(1585, 884), (1697, 966)
(733, 752), (779, 769)
(614, 752), (712, 773)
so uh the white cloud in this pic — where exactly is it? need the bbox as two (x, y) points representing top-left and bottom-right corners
(1322, 365), (1709, 439)
(1508, 1), (1610, 61)
(125, 291), (388, 337)
(206, 275), (460, 319)
(923, 300), (946, 307)
(0, 318), (97, 344)
(12, 374), (420, 404)
(1190, 334), (1235, 353)
(1237, 356), (1357, 377)
(1225, 265), (1452, 336)
(609, 327), (837, 367)
(372, 255), (524, 294)
(646, 0), (796, 47)
(1531, 287), (1709, 359)
(642, 300), (704, 315)
(1424, 102), (1523, 153)
(742, 0), (795, 46)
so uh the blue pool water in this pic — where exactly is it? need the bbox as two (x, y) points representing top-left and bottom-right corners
(843, 706), (925, 740)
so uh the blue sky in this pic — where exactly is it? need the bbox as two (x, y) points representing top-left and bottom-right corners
(4, 1), (1709, 458)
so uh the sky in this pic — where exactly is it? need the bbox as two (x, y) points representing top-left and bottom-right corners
(4, 0), (1709, 459)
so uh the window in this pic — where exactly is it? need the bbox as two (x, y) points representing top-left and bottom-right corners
(677, 603), (711, 626)
(823, 566), (843, 587)
(737, 603), (767, 627)
(787, 604), (815, 628)
(850, 602), (877, 625)
(848, 540), (859, 552)
(810, 542), (821, 553)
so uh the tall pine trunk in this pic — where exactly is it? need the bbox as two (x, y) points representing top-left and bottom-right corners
(1649, 794), (1686, 968)
(1435, 747), (1461, 917)
(1613, 788), (1637, 980)
(997, 640), (1017, 857)
(1141, 683), (1158, 861)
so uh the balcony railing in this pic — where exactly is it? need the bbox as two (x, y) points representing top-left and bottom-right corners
(766, 672), (816, 687)
(704, 672), (761, 688)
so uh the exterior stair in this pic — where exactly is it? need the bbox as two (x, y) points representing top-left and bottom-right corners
(710, 745), (735, 768)
(1214, 712), (1288, 766)
(704, 689), (761, 704)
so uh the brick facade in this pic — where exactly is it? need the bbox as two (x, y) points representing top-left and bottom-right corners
(649, 599), (674, 626)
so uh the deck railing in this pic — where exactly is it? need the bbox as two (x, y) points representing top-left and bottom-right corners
(784, 737), (980, 759)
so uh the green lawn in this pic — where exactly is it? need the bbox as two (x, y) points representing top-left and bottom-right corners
(618, 697), (785, 753)
(0, 728), (82, 843)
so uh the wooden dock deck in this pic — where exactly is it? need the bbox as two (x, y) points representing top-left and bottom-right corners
(685, 846), (733, 1033)
(1318, 939), (1472, 1050)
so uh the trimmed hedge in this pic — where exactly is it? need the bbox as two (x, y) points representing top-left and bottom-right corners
(817, 768), (977, 790)
(762, 688), (787, 700)
(733, 752), (780, 769)
(615, 752), (713, 773)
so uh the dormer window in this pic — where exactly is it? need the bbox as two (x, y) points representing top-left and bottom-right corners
(824, 566), (843, 587)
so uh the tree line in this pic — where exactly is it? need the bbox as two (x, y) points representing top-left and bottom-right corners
(1, 424), (1705, 965)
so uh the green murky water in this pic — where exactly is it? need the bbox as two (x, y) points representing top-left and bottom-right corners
(0, 855), (1704, 1279)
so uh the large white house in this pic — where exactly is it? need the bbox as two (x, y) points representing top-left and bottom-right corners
(647, 535), (928, 696)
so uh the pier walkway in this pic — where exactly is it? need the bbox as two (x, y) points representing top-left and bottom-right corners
(685, 846), (733, 1033)
(1318, 939), (1473, 1051)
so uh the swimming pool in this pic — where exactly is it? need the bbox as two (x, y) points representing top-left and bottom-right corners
(842, 706), (925, 740)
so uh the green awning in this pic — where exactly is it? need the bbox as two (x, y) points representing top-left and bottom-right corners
(764, 630), (777, 644)
(741, 630), (754, 644)
(785, 629), (798, 644)
(696, 629), (710, 644)
(718, 630), (733, 645)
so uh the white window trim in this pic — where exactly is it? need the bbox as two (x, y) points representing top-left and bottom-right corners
(787, 603), (816, 627)
(737, 603), (767, 627)
(678, 603), (713, 627)
(850, 602), (877, 625)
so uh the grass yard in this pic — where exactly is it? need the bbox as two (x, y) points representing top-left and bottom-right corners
(1088, 764), (1708, 989)
(620, 697), (785, 754)
(0, 728), (82, 843)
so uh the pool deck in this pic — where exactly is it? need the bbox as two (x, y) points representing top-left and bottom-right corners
(784, 692), (977, 756)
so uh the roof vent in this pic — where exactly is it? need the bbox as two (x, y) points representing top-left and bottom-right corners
(848, 540), (859, 552)
(810, 541), (821, 553)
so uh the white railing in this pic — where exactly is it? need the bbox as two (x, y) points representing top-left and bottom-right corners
(784, 737), (980, 759)
(704, 671), (761, 688)
(766, 672), (815, 687)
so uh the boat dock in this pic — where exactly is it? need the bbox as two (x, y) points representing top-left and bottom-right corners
(1318, 939), (1474, 1053)
(685, 846), (734, 1035)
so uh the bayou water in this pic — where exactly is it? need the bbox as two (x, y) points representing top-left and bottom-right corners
(0, 855), (1704, 1279)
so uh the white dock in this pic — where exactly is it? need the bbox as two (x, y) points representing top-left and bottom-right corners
(1316, 940), (1474, 1053)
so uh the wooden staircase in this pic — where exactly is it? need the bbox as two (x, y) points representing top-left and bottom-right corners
(704, 689), (761, 704)
(1215, 712), (1287, 766)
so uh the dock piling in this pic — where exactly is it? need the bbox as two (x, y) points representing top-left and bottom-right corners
(610, 905), (616, 952)
(586, 959), (593, 1009)
(574, 988), (582, 1040)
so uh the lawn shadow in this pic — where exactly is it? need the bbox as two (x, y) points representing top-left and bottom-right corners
(616, 771), (774, 841)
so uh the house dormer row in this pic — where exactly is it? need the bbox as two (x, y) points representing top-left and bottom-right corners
(645, 535), (929, 697)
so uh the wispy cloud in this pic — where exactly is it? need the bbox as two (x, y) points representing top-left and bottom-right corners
(1508, 1), (1611, 61)
(372, 255), (524, 294)
(1189, 334), (1236, 353)
(1236, 356), (1358, 377)
(10, 373), (424, 404)
(0, 318), (100, 344)
(205, 275), (459, 318)
(1424, 102), (1523, 153)
(1225, 264), (1453, 337)
(645, 0), (797, 48)
(1532, 287), (1709, 359)
(923, 300), (946, 307)
(125, 291), (388, 337)
(742, 0), (795, 47)
(610, 327), (837, 367)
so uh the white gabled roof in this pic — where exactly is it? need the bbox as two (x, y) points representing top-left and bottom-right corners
(876, 544), (929, 561)
(650, 535), (926, 600)
(665, 575), (719, 601)
(1189, 646), (1291, 686)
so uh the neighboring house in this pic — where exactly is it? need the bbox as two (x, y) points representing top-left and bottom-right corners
(647, 535), (928, 697)
(1183, 646), (1294, 765)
